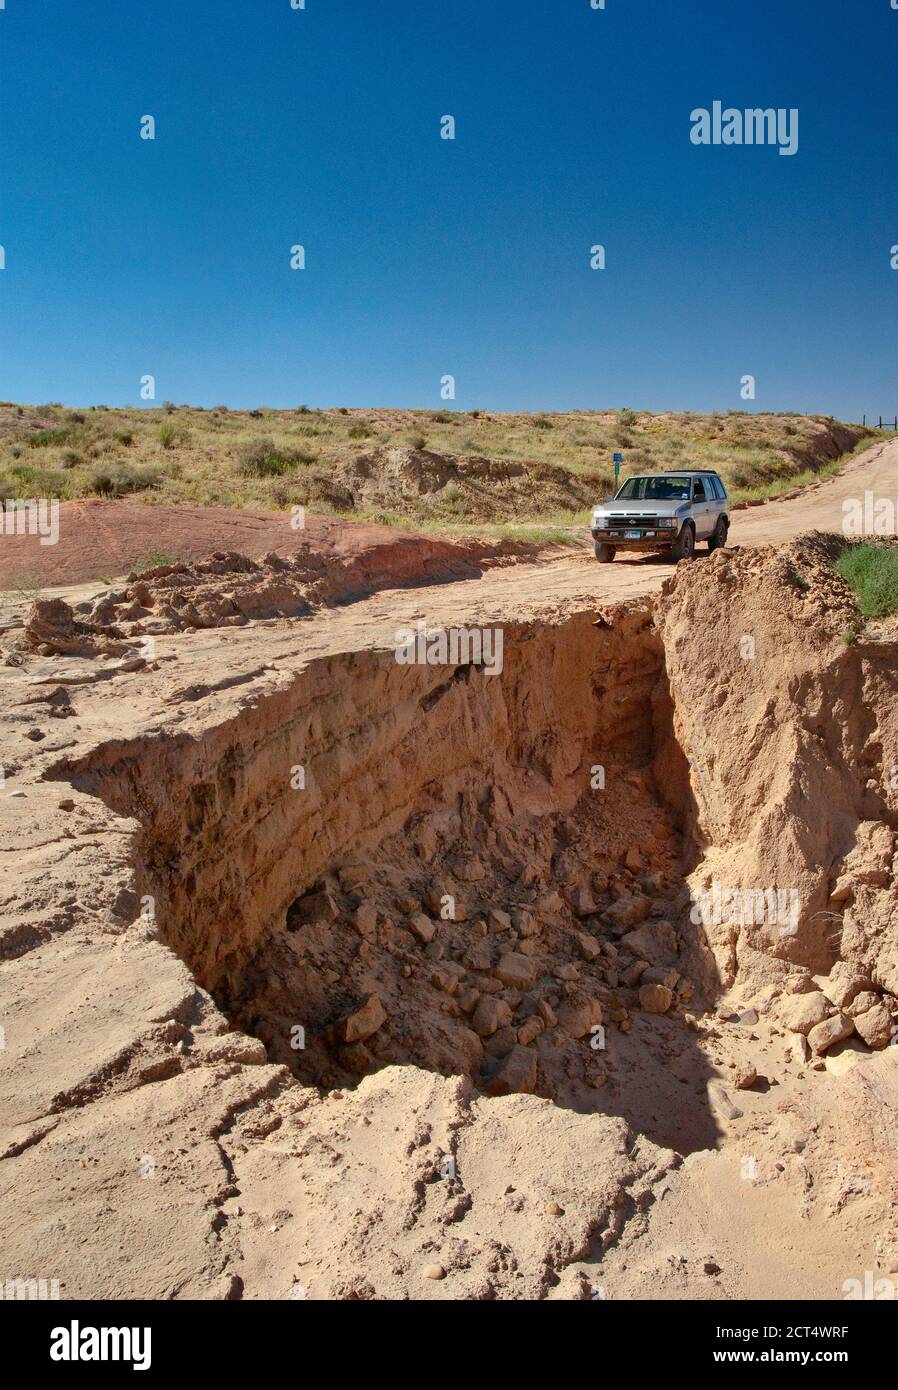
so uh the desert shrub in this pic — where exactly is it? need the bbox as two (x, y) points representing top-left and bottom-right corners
(533, 414), (553, 430)
(618, 408), (637, 427)
(409, 434), (427, 450)
(89, 466), (160, 497)
(236, 438), (289, 477)
(159, 422), (177, 449)
(836, 543), (898, 618)
(129, 550), (179, 574)
(439, 482), (468, 517)
(28, 428), (77, 449)
(348, 422), (371, 439)
(236, 438), (311, 477)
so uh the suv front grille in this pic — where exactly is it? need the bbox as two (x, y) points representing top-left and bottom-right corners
(604, 515), (663, 529)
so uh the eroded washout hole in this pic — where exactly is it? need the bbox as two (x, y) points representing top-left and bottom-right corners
(58, 609), (707, 1136)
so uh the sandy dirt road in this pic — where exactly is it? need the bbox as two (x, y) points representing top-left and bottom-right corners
(418, 433), (898, 619)
(433, 434), (898, 617)
(4, 440), (896, 758)
(3, 438), (895, 619)
(2, 437), (896, 729)
(312, 434), (898, 629)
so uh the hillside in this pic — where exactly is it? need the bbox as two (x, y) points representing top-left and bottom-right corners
(0, 403), (874, 540)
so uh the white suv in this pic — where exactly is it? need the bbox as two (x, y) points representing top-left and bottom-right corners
(590, 470), (730, 563)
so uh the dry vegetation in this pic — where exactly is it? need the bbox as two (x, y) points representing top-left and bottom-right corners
(0, 401), (876, 541)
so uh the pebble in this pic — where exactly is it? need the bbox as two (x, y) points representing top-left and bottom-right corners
(708, 1081), (743, 1120)
(639, 983), (673, 1014)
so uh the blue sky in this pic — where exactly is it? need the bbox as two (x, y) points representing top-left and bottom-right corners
(0, 0), (896, 419)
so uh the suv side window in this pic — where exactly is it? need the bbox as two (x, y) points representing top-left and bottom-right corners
(710, 476), (725, 500)
(692, 479), (707, 502)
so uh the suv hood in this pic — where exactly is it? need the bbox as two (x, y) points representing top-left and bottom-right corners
(592, 499), (689, 518)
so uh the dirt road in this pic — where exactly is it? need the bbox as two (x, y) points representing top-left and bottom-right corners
(402, 433), (898, 620)
(313, 434), (898, 628)
(3, 439), (894, 617)
(420, 434), (898, 617)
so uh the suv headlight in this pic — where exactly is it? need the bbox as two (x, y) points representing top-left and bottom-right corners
(659, 518), (678, 529)
(592, 512), (609, 525)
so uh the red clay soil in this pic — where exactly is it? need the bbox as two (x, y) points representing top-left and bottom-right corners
(0, 500), (532, 590)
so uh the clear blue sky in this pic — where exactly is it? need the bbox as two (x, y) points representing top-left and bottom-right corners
(1, 0), (896, 420)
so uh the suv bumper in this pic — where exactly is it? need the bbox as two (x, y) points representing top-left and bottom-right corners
(591, 525), (679, 549)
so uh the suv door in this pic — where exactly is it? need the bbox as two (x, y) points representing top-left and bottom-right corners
(711, 474), (728, 516)
(691, 477), (712, 537)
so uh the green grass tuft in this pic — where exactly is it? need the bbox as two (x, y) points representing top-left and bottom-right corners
(835, 543), (898, 618)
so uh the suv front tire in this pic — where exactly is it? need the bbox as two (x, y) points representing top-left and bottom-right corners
(670, 522), (695, 563)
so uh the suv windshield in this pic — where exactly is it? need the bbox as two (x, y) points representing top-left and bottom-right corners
(615, 475), (692, 502)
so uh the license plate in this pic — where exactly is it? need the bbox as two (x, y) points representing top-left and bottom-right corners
(624, 530), (641, 539)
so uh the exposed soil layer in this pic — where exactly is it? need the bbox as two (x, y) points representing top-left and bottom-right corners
(2, 528), (898, 1299)
(60, 609), (701, 1128)
(329, 445), (597, 519)
(0, 498), (537, 589)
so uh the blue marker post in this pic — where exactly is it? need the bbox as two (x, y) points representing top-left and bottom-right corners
(612, 452), (623, 493)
